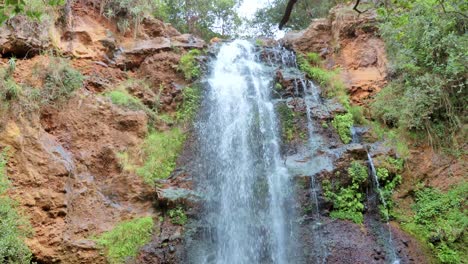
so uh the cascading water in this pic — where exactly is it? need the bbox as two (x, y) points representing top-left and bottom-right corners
(367, 152), (400, 264)
(189, 40), (298, 264)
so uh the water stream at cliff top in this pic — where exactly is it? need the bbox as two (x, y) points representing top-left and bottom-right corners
(189, 40), (298, 263)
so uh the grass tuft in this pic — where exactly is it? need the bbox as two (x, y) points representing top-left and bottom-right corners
(94, 217), (154, 264)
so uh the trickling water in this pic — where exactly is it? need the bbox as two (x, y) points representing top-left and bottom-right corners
(191, 40), (297, 264)
(367, 152), (400, 264)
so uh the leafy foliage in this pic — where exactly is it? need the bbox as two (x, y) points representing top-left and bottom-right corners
(249, 0), (343, 37)
(37, 57), (84, 104)
(157, 0), (242, 39)
(401, 184), (467, 263)
(101, 0), (159, 34)
(0, 150), (33, 264)
(94, 217), (154, 264)
(168, 206), (187, 225)
(373, 0), (467, 147)
(297, 53), (350, 109)
(0, 0), (64, 23)
(179, 49), (202, 81)
(176, 85), (202, 122)
(331, 113), (353, 144)
(136, 128), (185, 185)
(323, 161), (368, 224)
(373, 156), (404, 219)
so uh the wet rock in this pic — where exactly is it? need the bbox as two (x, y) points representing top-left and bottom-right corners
(309, 98), (347, 121)
(156, 187), (201, 208)
(344, 143), (367, 159)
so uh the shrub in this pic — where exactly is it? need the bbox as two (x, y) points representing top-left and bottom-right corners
(136, 128), (185, 185)
(401, 183), (467, 263)
(168, 206), (187, 225)
(0, 150), (33, 264)
(38, 57), (84, 104)
(331, 113), (353, 144)
(94, 217), (154, 264)
(306, 52), (321, 66)
(176, 85), (202, 122)
(179, 49), (202, 81)
(0, 71), (22, 102)
(323, 161), (368, 224)
(101, 0), (161, 35)
(375, 0), (467, 147)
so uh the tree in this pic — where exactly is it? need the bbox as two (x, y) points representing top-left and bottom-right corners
(158, 0), (242, 40)
(250, 0), (341, 37)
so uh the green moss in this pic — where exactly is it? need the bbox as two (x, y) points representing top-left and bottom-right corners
(94, 217), (154, 264)
(168, 206), (187, 225)
(274, 82), (283, 91)
(277, 104), (298, 142)
(331, 113), (353, 144)
(179, 49), (202, 81)
(136, 128), (185, 185)
(323, 161), (368, 224)
(0, 150), (33, 263)
(400, 184), (467, 263)
(255, 39), (265, 46)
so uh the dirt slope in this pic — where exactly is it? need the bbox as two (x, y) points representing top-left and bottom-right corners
(0, 1), (204, 262)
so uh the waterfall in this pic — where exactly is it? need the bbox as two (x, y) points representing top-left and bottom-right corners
(191, 40), (297, 264)
(367, 152), (400, 264)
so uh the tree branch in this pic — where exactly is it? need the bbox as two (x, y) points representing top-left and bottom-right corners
(279, 0), (298, 30)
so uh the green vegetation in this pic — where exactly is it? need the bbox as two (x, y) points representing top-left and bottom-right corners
(331, 113), (353, 144)
(179, 49), (202, 81)
(0, 150), (33, 264)
(37, 57), (84, 104)
(373, 156), (404, 219)
(250, 0), (342, 37)
(176, 85), (202, 122)
(255, 39), (265, 46)
(0, 0), (65, 23)
(1, 56), (83, 119)
(306, 52), (322, 66)
(101, 0), (157, 34)
(136, 128), (185, 185)
(107, 90), (143, 109)
(168, 206), (188, 225)
(277, 104), (300, 142)
(105, 89), (158, 122)
(297, 53), (364, 144)
(298, 54), (350, 109)
(399, 184), (467, 264)
(157, 0), (242, 39)
(323, 161), (368, 224)
(94, 217), (154, 264)
(374, 0), (467, 149)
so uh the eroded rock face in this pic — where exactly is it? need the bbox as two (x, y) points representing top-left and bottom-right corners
(0, 15), (51, 57)
(281, 5), (387, 106)
(0, 94), (155, 263)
